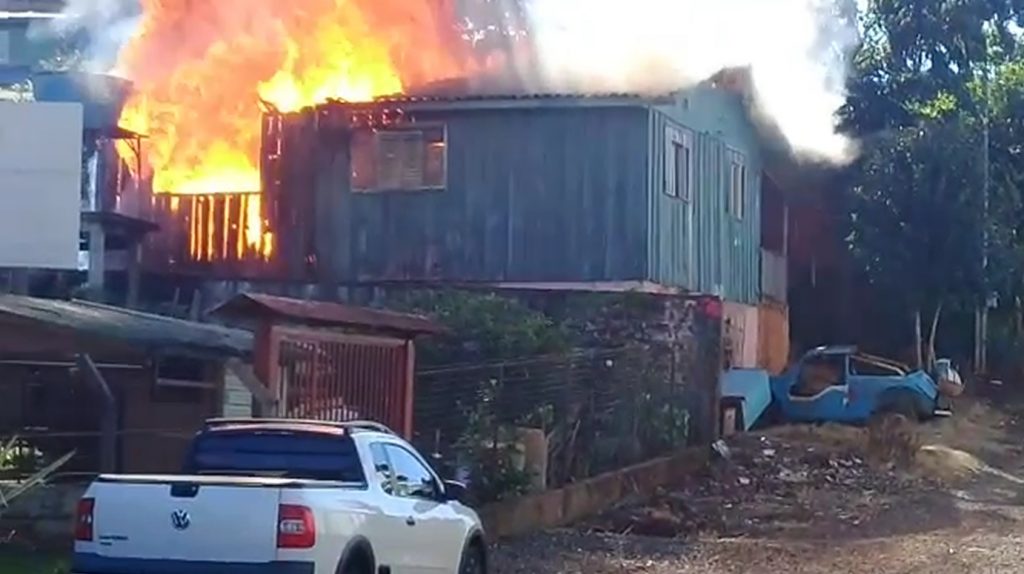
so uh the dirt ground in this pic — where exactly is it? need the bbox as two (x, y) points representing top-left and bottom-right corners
(492, 385), (1024, 573)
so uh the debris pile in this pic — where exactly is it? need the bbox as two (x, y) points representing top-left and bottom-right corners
(589, 428), (934, 539)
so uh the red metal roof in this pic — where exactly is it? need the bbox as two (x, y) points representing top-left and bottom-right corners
(209, 293), (443, 336)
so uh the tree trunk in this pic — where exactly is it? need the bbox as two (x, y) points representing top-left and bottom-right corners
(913, 309), (923, 370)
(926, 302), (943, 372)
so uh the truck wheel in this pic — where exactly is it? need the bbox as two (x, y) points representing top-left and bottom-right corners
(340, 549), (373, 574)
(458, 543), (486, 574)
(877, 391), (920, 422)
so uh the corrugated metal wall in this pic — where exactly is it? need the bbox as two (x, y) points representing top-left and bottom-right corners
(270, 90), (766, 304)
(327, 106), (650, 283)
(646, 87), (762, 304)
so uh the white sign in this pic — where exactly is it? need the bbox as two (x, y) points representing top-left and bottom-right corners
(0, 101), (83, 269)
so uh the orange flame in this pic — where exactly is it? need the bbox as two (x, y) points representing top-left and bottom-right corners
(116, 0), (473, 261)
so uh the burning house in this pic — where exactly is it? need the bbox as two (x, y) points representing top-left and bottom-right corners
(17, 0), (823, 374)
(127, 71), (791, 370)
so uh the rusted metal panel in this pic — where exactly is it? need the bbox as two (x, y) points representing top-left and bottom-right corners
(273, 326), (414, 437)
(268, 102), (650, 284)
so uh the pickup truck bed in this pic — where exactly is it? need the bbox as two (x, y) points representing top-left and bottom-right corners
(72, 419), (486, 574)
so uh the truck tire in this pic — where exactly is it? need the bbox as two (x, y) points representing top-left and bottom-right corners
(458, 541), (486, 574)
(338, 543), (374, 574)
(876, 390), (920, 422)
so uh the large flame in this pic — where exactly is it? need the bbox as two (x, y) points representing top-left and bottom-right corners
(115, 0), (473, 261)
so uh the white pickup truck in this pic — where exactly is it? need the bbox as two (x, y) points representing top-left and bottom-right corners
(71, 418), (487, 574)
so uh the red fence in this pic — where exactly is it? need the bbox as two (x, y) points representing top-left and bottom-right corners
(269, 327), (414, 436)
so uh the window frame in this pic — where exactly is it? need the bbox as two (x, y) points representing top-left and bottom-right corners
(664, 125), (694, 201)
(727, 148), (748, 220)
(350, 123), (448, 193)
(369, 440), (443, 501)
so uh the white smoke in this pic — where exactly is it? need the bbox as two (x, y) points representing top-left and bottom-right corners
(523, 0), (860, 162)
(48, 0), (859, 161)
(39, 0), (139, 72)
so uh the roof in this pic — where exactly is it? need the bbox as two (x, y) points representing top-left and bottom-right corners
(209, 293), (444, 336)
(0, 295), (252, 358)
(311, 92), (672, 114)
(81, 211), (159, 236)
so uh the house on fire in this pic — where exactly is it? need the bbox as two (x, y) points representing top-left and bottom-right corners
(240, 70), (795, 370)
(72, 68), (797, 372)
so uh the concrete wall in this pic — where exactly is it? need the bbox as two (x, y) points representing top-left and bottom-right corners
(1, 482), (86, 548)
(479, 447), (707, 539)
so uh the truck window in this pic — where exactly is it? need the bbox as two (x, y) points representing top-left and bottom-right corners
(369, 442), (394, 494)
(382, 444), (439, 500)
(185, 429), (367, 484)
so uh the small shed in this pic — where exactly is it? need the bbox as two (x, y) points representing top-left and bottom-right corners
(210, 293), (442, 437)
(0, 294), (252, 476)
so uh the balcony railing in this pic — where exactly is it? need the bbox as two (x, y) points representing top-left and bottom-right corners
(761, 249), (787, 303)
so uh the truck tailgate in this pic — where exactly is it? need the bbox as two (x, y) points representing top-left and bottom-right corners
(88, 476), (284, 563)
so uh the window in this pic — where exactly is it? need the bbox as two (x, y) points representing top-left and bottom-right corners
(728, 150), (747, 219)
(152, 356), (212, 403)
(351, 125), (446, 192)
(793, 354), (846, 398)
(380, 443), (440, 500)
(664, 126), (693, 200)
(369, 442), (393, 494)
(186, 429), (366, 483)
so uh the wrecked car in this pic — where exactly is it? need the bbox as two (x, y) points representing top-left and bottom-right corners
(769, 345), (962, 425)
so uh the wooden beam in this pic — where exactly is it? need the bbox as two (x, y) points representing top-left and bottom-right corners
(76, 354), (118, 473)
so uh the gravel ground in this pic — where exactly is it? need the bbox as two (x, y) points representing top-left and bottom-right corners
(492, 395), (1024, 573)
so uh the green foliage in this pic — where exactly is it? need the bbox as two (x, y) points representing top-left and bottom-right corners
(839, 0), (1024, 363)
(453, 379), (537, 504)
(847, 119), (987, 309)
(393, 289), (570, 365)
(840, 0), (1024, 134)
(0, 549), (67, 574)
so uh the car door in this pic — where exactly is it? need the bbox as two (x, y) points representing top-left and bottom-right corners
(366, 442), (421, 574)
(381, 443), (466, 574)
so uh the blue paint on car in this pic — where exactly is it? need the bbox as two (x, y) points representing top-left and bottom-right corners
(769, 345), (955, 425)
(720, 369), (773, 431)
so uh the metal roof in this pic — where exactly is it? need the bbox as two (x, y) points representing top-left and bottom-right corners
(209, 293), (443, 336)
(312, 91), (677, 113)
(0, 295), (252, 358)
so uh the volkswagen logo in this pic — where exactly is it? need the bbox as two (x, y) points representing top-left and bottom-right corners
(170, 509), (191, 531)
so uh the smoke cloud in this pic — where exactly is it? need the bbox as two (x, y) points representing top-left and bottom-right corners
(523, 0), (860, 162)
(49, 0), (859, 163)
(41, 0), (139, 72)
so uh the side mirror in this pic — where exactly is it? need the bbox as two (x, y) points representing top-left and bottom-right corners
(441, 480), (468, 502)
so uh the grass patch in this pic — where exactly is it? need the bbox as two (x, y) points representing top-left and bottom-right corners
(0, 548), (67, 574)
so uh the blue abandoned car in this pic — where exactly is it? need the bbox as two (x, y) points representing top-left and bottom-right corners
(768, 345), (962, 425)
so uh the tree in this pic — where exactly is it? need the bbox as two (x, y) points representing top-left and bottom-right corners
(846, 119), (987, 367)
(839, 0), (1024, 135)
(838, 0), (1024, 368)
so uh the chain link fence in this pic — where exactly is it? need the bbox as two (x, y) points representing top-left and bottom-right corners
(412, 346), (693, 503)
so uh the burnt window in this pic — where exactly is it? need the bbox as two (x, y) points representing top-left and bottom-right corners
(727, 149), (747, 220)
(152, 357), (213, 403)
(664, 125), (693, 201)
(351, 126), (446, 192)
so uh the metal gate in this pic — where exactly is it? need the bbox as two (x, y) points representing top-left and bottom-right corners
(273, 328), (413, 436)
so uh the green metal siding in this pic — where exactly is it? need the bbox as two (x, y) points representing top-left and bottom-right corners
(647, 87), (762, 304)
(337, 106), (650, 283)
